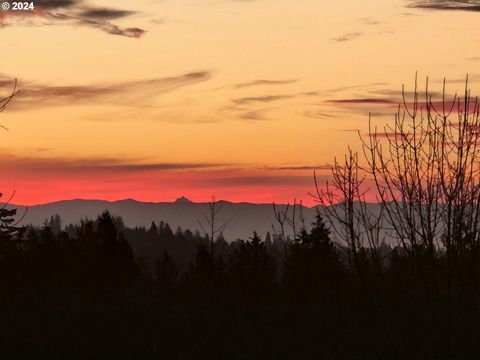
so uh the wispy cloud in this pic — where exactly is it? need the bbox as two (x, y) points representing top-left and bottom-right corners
(323, 94), (403, 118)
(225, 90), (321, 121)
(0, 152), (226, 175)
(238, 109), (269, 121)
(331, 32), (364, 42)
(263, 164), (333, 171)
(299, 110), (335, 119)
(36, 1), (78, 9)
(232, 94), (295, 105)
(79, 7), (136, 20)
(359, 17), (383, 25)
(235, 79), (298, 88)
(218, 104), (273, 121)
(75, 19), (145, 38)
(0, 0), (146, 38)
(326, 93), (479, 115)
(326, 98), (396, 105)
(1, 72), (212, 110)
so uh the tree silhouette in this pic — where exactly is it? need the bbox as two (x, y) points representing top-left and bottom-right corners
(284, 212), (343, 300)
(313, 75), (480, 354)
(230, 231), (276, 295)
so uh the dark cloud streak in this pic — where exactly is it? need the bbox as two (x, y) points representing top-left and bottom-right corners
(79, 19), (145, 38)
(331, 32), (363, 42)
(409, 0), (480, 12)
(267, 165), (333, 171)
(326, 98), (396, 105)
(0, 153), (226, 175)
(35, 0), (79, 9)
(299, 110), (335, 119)
(1, 0), (146, 38)
(232, 94), (295, 105)
(235, 79), (298, 88)
(79, 8), (136, 20)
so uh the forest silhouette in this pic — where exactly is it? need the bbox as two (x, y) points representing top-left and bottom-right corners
(3, 76), (480, 359)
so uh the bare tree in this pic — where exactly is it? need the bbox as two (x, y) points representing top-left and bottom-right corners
(199, 196), (229, 259)
(313, 149), (386, 273)
(314, 74), (480, 348)
(272, 202), (290, 242)
(285, 199), (299, 242)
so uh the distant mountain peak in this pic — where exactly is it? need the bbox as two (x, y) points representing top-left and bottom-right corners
(175, 196), (193, 204)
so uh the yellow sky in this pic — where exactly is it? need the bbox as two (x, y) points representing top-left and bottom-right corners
(0, 0), (479, 204)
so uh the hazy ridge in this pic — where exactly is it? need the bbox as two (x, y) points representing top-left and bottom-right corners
(7, 197), (321, 241)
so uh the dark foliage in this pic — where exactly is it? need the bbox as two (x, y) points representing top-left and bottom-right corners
(1, 210), (480, 359)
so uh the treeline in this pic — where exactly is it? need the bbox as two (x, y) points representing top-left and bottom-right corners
(1, 209), (479, 359)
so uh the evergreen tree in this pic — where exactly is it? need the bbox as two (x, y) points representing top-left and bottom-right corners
(230, 232), (276, 294)
(148, 221), (158, 238)
(284, 212), (342, 299)
(48, 215), (62, 236)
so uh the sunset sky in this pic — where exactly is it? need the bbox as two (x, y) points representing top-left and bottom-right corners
(0, 0), (479, 205)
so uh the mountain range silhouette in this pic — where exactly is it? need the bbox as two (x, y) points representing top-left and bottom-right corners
(6, 198), (320, 240)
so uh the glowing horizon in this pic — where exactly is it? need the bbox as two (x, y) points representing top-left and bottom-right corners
(0, 0), (479, 205)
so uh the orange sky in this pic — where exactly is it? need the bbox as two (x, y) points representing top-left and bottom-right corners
(0, 0), (479, 205)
